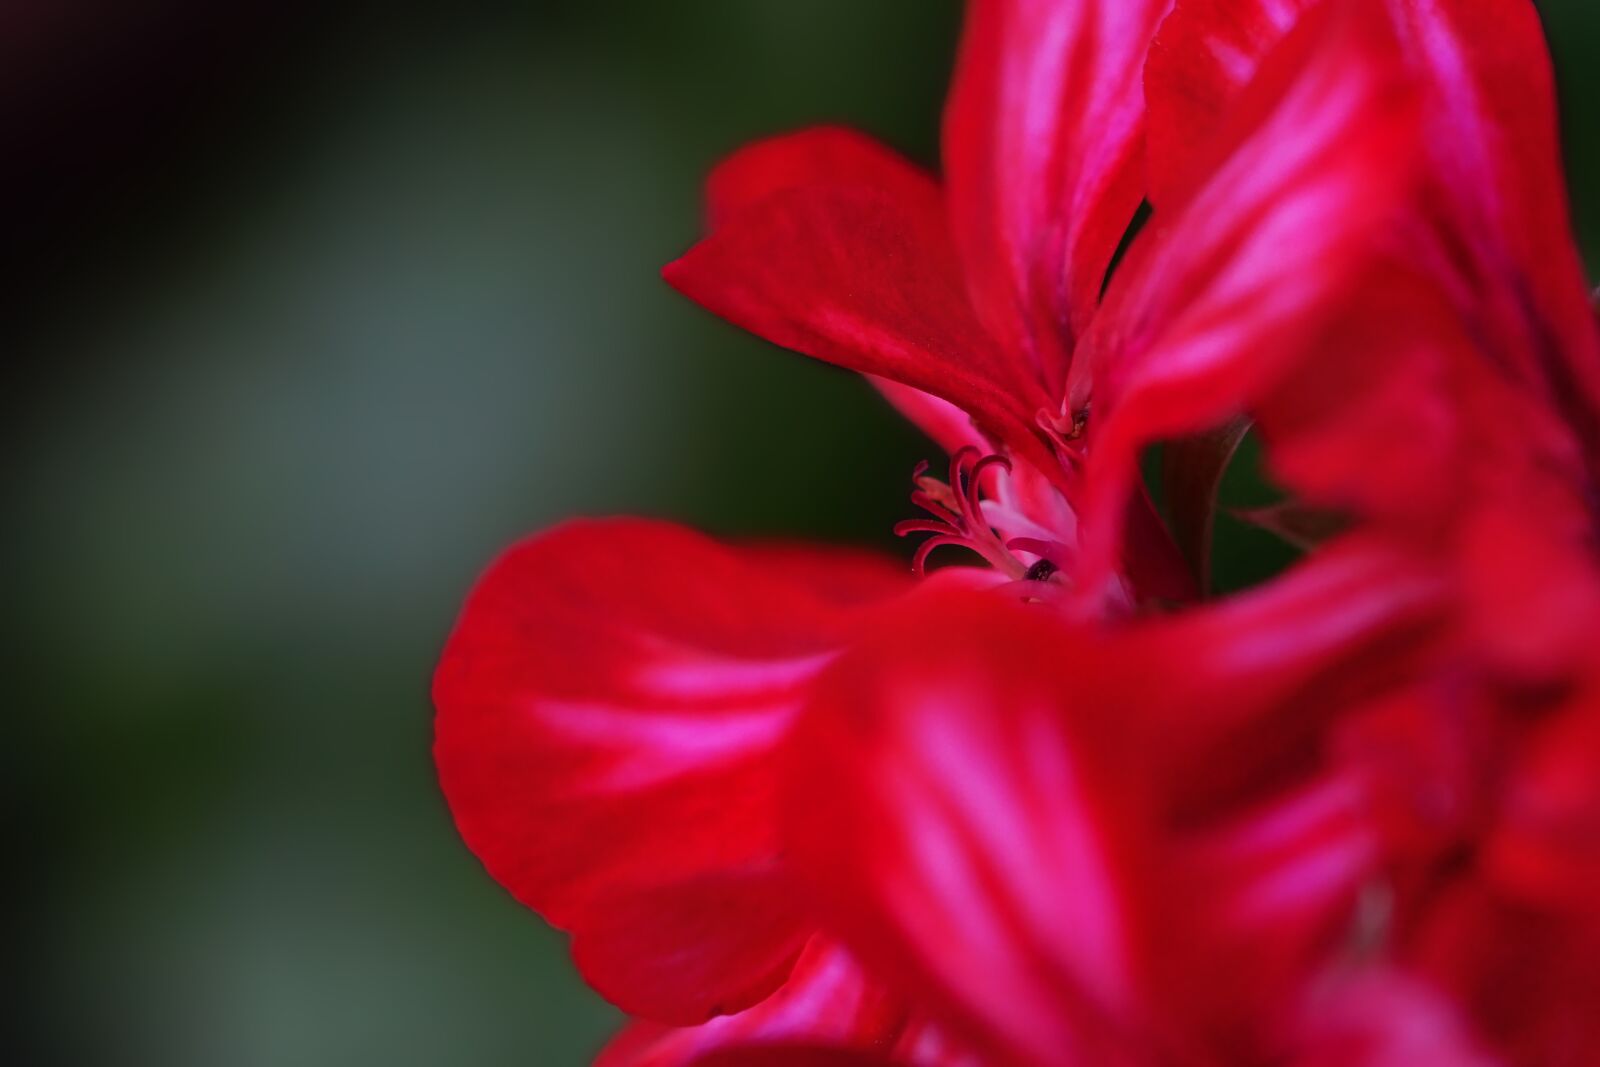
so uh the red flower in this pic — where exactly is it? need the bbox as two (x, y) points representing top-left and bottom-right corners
(662, 0), (1419, 609)
(434, 0), (1600, 1064)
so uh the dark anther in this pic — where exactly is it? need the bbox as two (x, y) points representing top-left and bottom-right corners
(1022, 559), (1058, 582)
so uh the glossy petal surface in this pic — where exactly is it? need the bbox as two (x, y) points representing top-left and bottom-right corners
(433, 519), (910, 1023)
(944, 0), (1174, 385)
(783, 551), (1439, 1066)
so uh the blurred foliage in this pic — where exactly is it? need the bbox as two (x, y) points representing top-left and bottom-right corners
(4, 2), (1594, 1065)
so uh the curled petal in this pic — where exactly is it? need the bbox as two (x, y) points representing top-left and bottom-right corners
(783, 594), (1149, 1067)
(1144, 0), (1319, 210)
(686, 126), (1063, 465)
(598, 940), (904, 1067)
(1147, 0), (1600, 467)
(665, 185), (1058, 481)
(1382, 0), (1600, 450)
(433, 519), (910, 1023)
(1069, 0), (1422, 602)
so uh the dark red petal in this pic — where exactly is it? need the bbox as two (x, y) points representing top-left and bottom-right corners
(1148, 0), (1600, 462)
(433, 519), (911, 1024)
(597, 940), (905, 1067)
(1457, 505), (1600, 683)
(1068, 0), (1421, 602)
(663, 186), (1059, 480)
(572, 871), (811, 1025)
(943, 0), (1174, 388)
(1250, 268), (1474, 529)
(694, 127), (995, 456)
(1383, 0), (1600, 453)
(1414, 882), (1600, 1067)
(703, 126), (940, 230)
(1484, 686), (1600, 914)
(1290, 970), (1499, 1067)
(1252, 263), (1600, 587)
(1144, 0), (1319, 210)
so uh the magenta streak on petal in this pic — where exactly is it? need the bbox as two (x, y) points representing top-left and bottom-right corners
(530, 697), (801, 793)
(1211, 779), (1378, 923)
(634, 649), (840, 700)
(886, 687), (1132, 1060)
(1229, 832), (1375, 922)
(1206, 554), (1440, 678)
(1210, 776), (1366, 857)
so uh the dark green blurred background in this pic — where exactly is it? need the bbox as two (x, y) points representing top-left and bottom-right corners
(6, 3), (1596, 1064)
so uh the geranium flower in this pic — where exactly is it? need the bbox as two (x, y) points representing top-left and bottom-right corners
(434, 0), (1600, 1064)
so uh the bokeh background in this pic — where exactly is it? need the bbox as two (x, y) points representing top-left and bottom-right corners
(8, 3), (1596, 1064)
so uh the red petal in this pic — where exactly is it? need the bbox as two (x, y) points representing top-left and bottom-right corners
(597, 940), (905, 1067)
(1484, 686), (1600, 913)
(1290, 970), (1499, 1067)
(1067, 0), (1421, 602)
(783, 595), (1148, 1067)
(1164, 774), (1382, 1050)
(1144, 0), (1319, 210)
(1251, 268), (1474, 529)
(1383, 0), (1600, 452)
(1147, 0), (1600, 462)
(663, 184), (1058, 479)
(683, 127), (1051, 462)
(571, 872), (811, 1027)
(1414, 882), (1600, 1067)
(702, 126), (939, 231)
(1457, 505), (1600, 683)
(433, 519), (911, 1023)
(782, 550), (1439, 1064)
(943, 0), (1174, 389)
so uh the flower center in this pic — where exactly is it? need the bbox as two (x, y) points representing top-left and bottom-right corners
(895, 447), (1036, 580)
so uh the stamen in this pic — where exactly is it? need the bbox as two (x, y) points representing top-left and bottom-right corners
(896, 447), (1028, 578)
